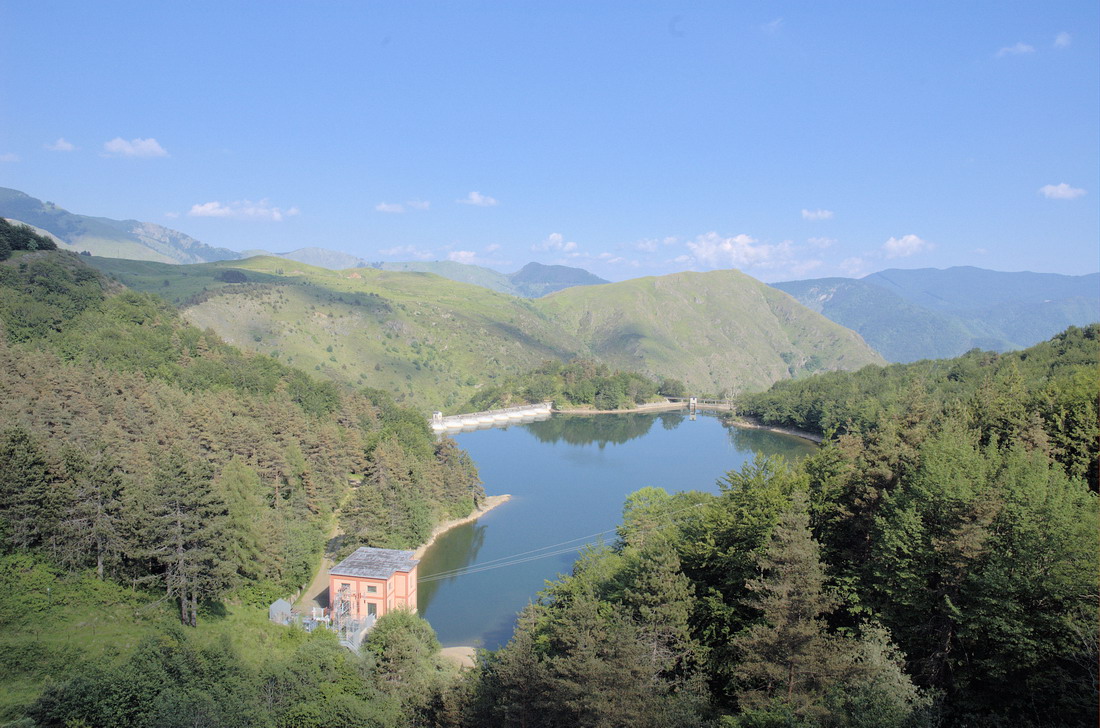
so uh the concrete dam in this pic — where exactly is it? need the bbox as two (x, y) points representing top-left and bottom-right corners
(430, 402), (553, 434)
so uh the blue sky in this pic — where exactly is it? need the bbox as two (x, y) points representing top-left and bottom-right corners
(1, 1), (1096, 282)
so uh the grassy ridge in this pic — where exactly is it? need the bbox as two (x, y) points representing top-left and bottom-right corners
(89, 257), (884, 409)
(90, 256), (583, 408)
(541, 270), (884, 395)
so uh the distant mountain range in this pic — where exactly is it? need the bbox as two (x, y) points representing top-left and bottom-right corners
(6, 186), (1096, 364)
(773, 267), (1099, 362)
(0, 187), (241, 264)
(0, 187), (607, 298)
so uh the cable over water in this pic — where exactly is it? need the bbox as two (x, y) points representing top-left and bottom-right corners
(417, 501), (704, 584)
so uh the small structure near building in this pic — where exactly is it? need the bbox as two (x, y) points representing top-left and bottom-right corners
(329, 547), (419, 650)
(268, 598), (293, 625)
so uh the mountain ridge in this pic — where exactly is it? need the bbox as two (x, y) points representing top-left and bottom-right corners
(0, 187), (242, 264)
(87, 256), (884, 408)
(773, 267), (1099, 362)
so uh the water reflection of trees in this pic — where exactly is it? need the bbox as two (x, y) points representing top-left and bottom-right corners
(524, 412), (685, 447)
(416, 521), (488, 612)
(725, 423), (818, 461)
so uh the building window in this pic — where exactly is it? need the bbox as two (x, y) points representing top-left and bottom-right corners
(366, 585), (378, 593)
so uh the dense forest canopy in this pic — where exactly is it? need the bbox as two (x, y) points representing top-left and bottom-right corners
(737, 325), (1099, 490)
(0, 218), (59, 260)
(0, 251), (483, 717)
(1, 251), (1095, 726)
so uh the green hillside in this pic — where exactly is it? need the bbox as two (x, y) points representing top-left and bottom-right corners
(88, 255), (584, 409)
(89, 258), (884, 409)
(540, 270), (885, 396)
(0, 250), (483, 720)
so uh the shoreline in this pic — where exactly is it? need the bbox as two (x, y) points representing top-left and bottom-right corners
(553, 404), (822, 444)
(725, 415), (824, 443)
(413, 494), (512, 559)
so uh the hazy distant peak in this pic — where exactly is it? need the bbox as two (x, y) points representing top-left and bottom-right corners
(0, 186), (241, 264)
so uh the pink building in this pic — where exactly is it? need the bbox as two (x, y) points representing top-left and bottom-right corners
(329, 547), (419, 628)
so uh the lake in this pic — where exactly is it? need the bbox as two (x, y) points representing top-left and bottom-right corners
(417, 410), (817, 649)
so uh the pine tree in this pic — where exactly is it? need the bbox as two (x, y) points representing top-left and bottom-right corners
(56, 443), (124, 579)
(732, 491), (842, 722)
(0, 426), (55, 550)
(621, 546), (701, 678)
(149, 446), (235, 626)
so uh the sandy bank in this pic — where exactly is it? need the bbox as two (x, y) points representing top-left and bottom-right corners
(725, 416), (823, 444)
(440, 646), (477, 669)
(413, 494), (512, 559)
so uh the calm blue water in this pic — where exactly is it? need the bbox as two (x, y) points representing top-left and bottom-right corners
(418, 410), (816, 649)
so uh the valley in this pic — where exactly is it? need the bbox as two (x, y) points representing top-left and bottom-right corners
(4, 3), (1097, 723)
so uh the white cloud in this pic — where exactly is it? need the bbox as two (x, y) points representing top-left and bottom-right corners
(686, 232), (789, 268)
(375, 202), (405, 213)
(635, 236), (680, 252)
(840, 257), (869, 277)
(103, 137), (168, 158)
(882, 234), (932, 258)
(762, 18), (783, 33)
(532, 232), (578, 252)
(801, 208), (834, 221)
(406, 200), (430, 210)
(45, 138), (76, 152)
(790, 259), (824, 276)
(1054, 32), (1071, 48)
(996, 42), (1035, 58)
(0, 153), (19, 163)
(1039, 182), (1086, 200)
(164, 212), (179, 219)
(448, 250), (477, 264)
(458, 191), (498, 207)
(485, 243), (501, 253)
(807, 236), (836, 249)
(188, 199), (300, 221)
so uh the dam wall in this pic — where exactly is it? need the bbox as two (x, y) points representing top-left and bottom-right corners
(430, 402), (553, 434)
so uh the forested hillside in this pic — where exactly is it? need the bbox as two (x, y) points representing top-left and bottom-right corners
(0, 248), (1094, 726)
(468, 328), (1098, 726)
(737, 325), (1099, 488)
(465, 358), (675, 411)
(0, 250), (482, 719)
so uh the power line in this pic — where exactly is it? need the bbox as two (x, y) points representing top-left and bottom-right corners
(417, 501), (704, 584)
